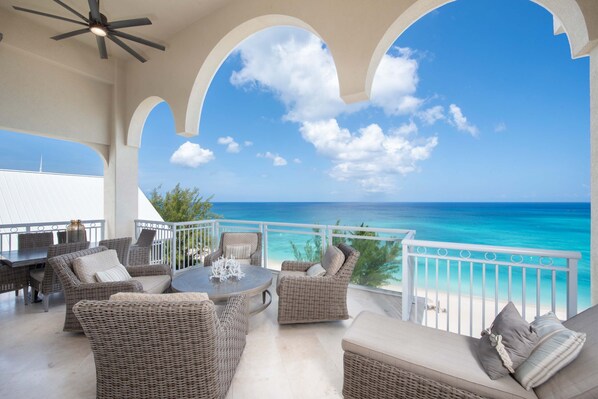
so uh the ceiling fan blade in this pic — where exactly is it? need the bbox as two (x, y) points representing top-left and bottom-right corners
(96, 36), (107, 59)
(108, 18), (152, 29)
(107, 34), (146, 63)
(53, 0), (88, 22)
(87, 0), (101, 21)
(109, 30), (165, 51)
(12, 6), (87, 26)
(51, 28), (90, 40)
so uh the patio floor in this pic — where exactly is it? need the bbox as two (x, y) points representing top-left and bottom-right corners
(0, 281), (423, 399)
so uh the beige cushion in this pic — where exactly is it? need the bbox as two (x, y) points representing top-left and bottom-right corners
(534, 305), (598, 399)
(133, 275), (171, 294)
(225, 244), (251, 259)
(30, 269), (44, 283)
(515, 312), (586, 390)
(235, 258), (251, 265)
(110, 292), (209, 302)
(276, 270), (306, 290)
(322, 246), (345, 275)
(342, 311), (537, 399)
(306, 263), (326, 277)
(95, 264), (132, 283)
(222, 233), (258, 254)
(73, 249), (121, 283)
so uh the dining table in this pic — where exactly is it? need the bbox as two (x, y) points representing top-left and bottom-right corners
(0, 246), (51, 268)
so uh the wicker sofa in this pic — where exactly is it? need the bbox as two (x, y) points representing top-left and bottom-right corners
(74, 295), (248, 399)
(342, 306), (598, 399)
(49, 246), (172, 332)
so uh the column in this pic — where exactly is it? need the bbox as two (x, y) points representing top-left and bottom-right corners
(591, 46), (598, 305)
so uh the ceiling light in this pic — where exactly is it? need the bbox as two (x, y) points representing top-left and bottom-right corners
(90, 25), (107, 37)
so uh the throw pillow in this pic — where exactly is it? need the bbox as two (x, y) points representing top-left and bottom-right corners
(94, 264), (132, 283)
(225, 243), (252, 259)
(322, 246), (345, 275)
(514, 312), (586, 390)
(110, 292), (210, 302)
(307, 263), (326, 277)
(477, 302), (540, 380)
(73, 249), (121, 283)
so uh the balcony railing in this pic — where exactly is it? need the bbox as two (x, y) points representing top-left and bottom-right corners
(401, 238), (581, 336)
(0, 219), (105, 251)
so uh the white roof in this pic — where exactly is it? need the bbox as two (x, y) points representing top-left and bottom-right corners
(0, 169), (163, 224)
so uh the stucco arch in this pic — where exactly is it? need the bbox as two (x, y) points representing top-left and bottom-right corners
(127, 96), (169, 148)
(184, 15), (324, 137)
(364, 0), (592, 101)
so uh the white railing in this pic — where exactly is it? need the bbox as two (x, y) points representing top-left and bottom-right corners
(401, 238), (581, 336)
(135, 219), (412, 276)
(0, 219), (105, 251)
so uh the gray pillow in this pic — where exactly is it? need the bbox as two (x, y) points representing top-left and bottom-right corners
(477, 302), (540, 380)
(322, 246), (345, 275)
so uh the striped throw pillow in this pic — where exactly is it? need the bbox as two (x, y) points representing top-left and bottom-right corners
(514, 312), (586, 390)
(225, 244), (251, 259)
(94, 264), (132, 283)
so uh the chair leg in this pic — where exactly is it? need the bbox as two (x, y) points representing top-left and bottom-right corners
(42, 295), (49, 312)
(15, 289), (19, 296)
(23, 286), (29, 305)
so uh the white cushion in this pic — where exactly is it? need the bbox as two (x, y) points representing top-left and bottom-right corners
(133, 275), (172, 294)
(514, 312), (586, 389)
(322, 246), (345, 275)
(225, 243), (251, 259)
(110, 292), (208, 302)
(307, 263), (326, 277)
(94, 264), (132, 283)
(73, 250), (121, 283)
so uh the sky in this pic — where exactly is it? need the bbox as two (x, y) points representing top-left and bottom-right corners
(0, 0), (590, 202)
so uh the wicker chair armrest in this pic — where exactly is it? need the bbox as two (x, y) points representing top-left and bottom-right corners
(277, 275), (339, 297)
(74, 280), (143, 298)
(280, 260), (317, 272)
(217, 295), (248, 332)
(127, 263), (172, 277)
(250, 251), (262, 266)
(203, 250), (223, 266)
(128, 246), (150, 266)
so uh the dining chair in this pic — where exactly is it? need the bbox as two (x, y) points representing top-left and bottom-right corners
(129, 229), (157, 266)
(29, 241), (90, 312)
(16, 232), (54, 302)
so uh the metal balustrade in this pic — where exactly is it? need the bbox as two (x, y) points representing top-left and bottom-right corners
(0, 220), (105, 251)
(401, 238), (581, 336)
(132, 219), (581, 336)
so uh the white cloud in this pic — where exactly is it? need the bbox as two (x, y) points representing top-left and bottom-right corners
(393, 120), (418, 136)
(231, 28), (422, 122)
(170, 141), (214, 167)
(494, 122), (507, 132)
(418, 105), (445, 125)
(293, 158), (302, 164)
(449, 104), (479, 137)
(370, 48), (423, 115)
(244, 140), (253, 147)
(257, 151), (287, 166)
(217, 136), (241, 153)
(300, 119), (438, 192)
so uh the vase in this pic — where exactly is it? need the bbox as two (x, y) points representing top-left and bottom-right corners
(66, 219), (86, 243)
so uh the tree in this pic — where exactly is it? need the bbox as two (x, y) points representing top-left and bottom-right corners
(149, 184), (218, 222)
(149, 184), (219, 269)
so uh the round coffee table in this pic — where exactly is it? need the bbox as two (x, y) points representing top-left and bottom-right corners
(172, 265), (273, 315)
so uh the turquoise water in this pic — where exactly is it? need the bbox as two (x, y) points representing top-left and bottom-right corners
(212, 202), (591, 309)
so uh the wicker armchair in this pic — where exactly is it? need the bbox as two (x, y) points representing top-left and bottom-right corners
(129, 229), (156, 266)
(73, 295), (248, 399)
(0, 264), (29, 303)
(277, 243), (360, 324)
(29, 241), (90, 312)
(99, 237), (132, 266)
(49, 247), (172, 332)
(204, 232), (262, 267)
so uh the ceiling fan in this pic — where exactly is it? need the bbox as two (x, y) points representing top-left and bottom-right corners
(13, 0), (165, 63)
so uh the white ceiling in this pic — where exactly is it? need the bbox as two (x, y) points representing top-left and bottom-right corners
(0, 0), (232, 60)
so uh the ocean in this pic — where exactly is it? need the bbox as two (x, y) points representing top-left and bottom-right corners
(211, 202), (591, 309)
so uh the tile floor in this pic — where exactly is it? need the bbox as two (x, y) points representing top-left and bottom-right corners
(0, 283), (408, 399)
